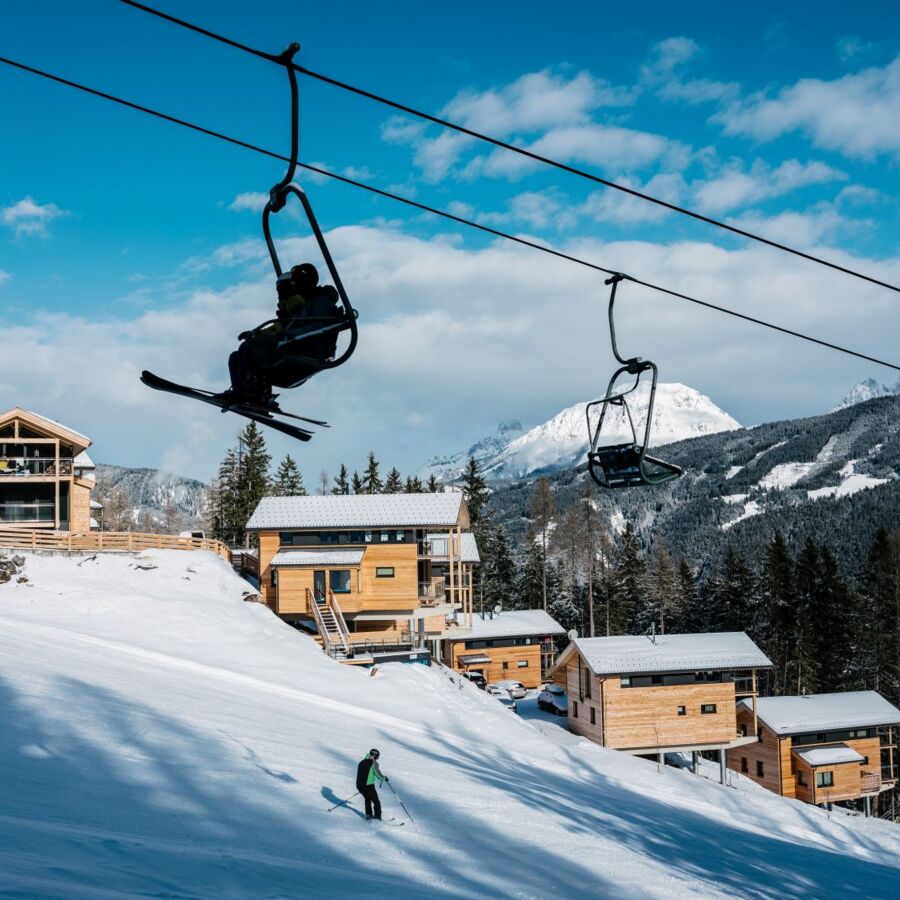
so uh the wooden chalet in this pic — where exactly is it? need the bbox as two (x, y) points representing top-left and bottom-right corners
(551, 632), (773, 781)
(441, 608), (566, 688)
(727, 691), (900, 815)
(246, 492), (479, 661)
(0, 408), (99, 532)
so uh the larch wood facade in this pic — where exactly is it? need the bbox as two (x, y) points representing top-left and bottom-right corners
(247, 493), (478, 660)
(727, 701), (898, 812)
(0, 408), (98, 533)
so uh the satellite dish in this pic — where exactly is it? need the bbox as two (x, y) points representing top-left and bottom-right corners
(567, 629), (578, 641)
(494, 604), (502, 614)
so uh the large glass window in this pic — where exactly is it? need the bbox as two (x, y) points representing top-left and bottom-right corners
(330, 570), (352, 593)
(815, 771), (834, 788)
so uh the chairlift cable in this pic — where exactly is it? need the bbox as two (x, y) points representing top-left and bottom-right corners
(119, 0), (900, 296)
(0, 53), (898, 374)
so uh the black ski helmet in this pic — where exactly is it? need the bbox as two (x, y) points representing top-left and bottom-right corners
(369, 748), (380, 759)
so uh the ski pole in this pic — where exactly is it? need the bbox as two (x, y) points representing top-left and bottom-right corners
(327, 791), (359, 812)
(386, 780), (415, 824)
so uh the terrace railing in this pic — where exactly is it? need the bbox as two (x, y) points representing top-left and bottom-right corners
(0, 528), (231, 561)
(861, 771), (881, 794)
(0, 457), (75, 477)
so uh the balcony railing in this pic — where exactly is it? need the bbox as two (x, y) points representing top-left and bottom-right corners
(0, 457), (74, 477)
(418, 578), (447, 605)
(0, 502), (55, 523)
(861, 771), (881, 794)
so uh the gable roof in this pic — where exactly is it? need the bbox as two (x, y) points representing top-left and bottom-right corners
(247, 492), (468, 531)
(0, 407), (91, 449)
(444, 609), (565, 642)
(745, 692), (900, 736)
(558, 632), (772, 676)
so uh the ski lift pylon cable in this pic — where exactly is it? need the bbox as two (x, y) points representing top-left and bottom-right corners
(0, 53), (898, 374)
(118, 0), (900, 297)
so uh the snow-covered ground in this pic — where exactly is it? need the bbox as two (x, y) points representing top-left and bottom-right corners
(2, 550), (900, 898)
(808, 460), (891, 501)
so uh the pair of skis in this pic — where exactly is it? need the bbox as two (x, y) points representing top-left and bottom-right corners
(141, 371), (326, 442)
(327, 793), (405, 826)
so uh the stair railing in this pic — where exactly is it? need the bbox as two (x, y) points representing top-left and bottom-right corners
(327, 589), (352, 656)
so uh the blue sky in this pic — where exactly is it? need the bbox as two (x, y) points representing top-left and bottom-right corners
(2, 0), (899, 481)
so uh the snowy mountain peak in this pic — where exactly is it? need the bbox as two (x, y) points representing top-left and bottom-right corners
(423, 383), (739, 482)
(833, 377), (900, 411)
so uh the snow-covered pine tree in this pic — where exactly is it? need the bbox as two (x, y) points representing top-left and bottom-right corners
(332, 464), (350, 495)
(761, 531), (799, 696)
(271, 455), (306, 496)
(480, 524), (516, 613)
(610, 521), (645, 635)
(384, 467), (403, 494)
(461, 456), (488, 527)
(231, 422), (271, 547)
(514, 537), (545, 611)
(362, 452), (383, 494)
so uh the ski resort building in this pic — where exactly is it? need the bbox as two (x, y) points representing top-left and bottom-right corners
(246, 492), (479, 661)
(440, 608), (566, 688)
(726, 692), (900, 815)
(0, 408), (99, 532)
(551, 632), (773, 781)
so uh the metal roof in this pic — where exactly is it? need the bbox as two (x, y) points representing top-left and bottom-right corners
(247, 492), (466, 530)
(270, 549), (366, 567)
(744, 692), (900, 735)
(564, 632), (772, 676)
(446, 609), (565, 641)
(793, 744), (866, 768)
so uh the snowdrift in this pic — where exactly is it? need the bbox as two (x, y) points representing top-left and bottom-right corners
(1, 550), (899, 898)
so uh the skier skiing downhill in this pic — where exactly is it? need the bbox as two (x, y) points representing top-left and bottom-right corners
(356, 749), (388, 821)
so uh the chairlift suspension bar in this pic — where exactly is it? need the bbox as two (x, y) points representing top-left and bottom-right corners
(118, 0), (900, 297)
(0, 53), (898, 373)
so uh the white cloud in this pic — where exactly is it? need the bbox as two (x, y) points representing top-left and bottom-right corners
(1, 196), (67, 237)
(724, 205), (847, 247)
(478, 190), (576, 230)
(0, 271), (10, 287)
(6, 223), (898, 481)
(642, 37), (738, 105)
(441, 69), (635, 136)
(716, 56), (900, 160)
(469, 124), (688, 181)
(228, 192), (268, 213)
(693, 159), (846, 214)
(581, 173), (687, 225)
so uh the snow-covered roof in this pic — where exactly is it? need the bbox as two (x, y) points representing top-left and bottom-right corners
(247, 493), (466, 531)
(568, 632), (772, 676)
(744, 692), (900, 735)
(89, 518), (99, 530)
(793, 744), (866, 768)
(74, 451), (95, 469)
(426, 532), (481, 563)
(90, 500), (104, 510)
(446, 609), (565, 641)
(270, 549), (366, 567)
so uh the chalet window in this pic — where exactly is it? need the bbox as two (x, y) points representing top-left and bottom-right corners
(573, 701), (578, 718)
(677, 706), (686, 716)
(517, 660), (528, 668)
(584, 667), (592, 699)
(395, 531), (405, 542)
(816, 771), (834, 788)
(756, 761), (764, 777)
(381, 532), (390, 542)
(348, 531), (365, 543)
(375, 567), (395, 578)
(701, 704), (717, 715)
(320, 531), (340, 544)
(758, 731), (763, 743)
(364, 531), (373, 543)
(740, 723), (748, 736)
(620, 677), (631, 687)
(740, 758), (748, 773)
(590, 707), (596, 725)
(271, 568), (278, 587)
(797, 771), (807, 786)
(330, 570), (352, 593)
(502, 661), (509, 670)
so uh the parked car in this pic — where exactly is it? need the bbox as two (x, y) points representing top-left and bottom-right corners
(537, 683), (568, 716)
(497, 694), (518, 713)
(486, 684), (506, 697)
(493, 679), (527, 699)
(461, 671), (487, 690)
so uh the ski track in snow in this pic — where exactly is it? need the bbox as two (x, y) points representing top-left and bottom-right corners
(2, 550), (900, 898)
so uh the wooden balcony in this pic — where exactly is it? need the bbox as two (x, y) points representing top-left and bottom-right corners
(0, 457), (75, 478)
(860, 770), (881, 794)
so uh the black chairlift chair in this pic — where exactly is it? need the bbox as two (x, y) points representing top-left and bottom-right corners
(585, 274), (682, 489)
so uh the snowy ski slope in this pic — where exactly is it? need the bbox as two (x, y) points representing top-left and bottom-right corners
(1, 550), (899, 898)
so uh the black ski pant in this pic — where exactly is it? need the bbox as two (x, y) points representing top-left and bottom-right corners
(359, 784), (381, 819)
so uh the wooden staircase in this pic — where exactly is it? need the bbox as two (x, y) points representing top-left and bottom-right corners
(308, 588), (351, 659)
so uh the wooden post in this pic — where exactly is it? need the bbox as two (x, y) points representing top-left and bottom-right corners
(752, 668), (758, 737)
(54, 439), (60, 529)
(447, 528), (455, 611)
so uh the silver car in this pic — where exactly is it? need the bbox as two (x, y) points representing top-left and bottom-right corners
(493, 679), (528, 699)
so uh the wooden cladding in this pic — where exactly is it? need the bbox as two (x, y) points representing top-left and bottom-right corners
(448, 642), (543, 688)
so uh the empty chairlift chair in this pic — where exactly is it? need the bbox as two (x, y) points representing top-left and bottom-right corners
(585, 275), (682, 489)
